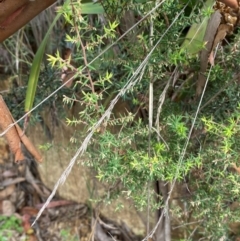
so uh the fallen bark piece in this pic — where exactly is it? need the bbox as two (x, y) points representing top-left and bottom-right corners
(13, 121), (43, 163)
(0, 95), (42, 163)
(0, 96), (24, 162)
(0, 184), (15, 200)
(196, 10), (222, 97)
(0, 0), (57, 42)
(2, 200), (15, 216)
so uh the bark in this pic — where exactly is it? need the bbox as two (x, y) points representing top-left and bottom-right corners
(0, 0), (57, 42)
(219, 0), (239, 9)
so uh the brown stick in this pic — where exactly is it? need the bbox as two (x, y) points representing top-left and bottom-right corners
(0, 0), (57, 42)
(0, 95), (42, 163)
(0, 95), (24, 162)
(13, 119), (43, 163)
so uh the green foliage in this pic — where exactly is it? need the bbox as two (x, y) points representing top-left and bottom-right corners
(4, 66), (71, 126)
(60, 229), (78, 241)
(4, 0), (240, 239)
(45, 0), (240, 239)
(0, 215), (23, 240)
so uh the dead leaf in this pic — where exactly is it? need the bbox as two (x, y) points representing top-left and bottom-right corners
(22, 214), (37, 241)
(1, 177), (25, 187)
(0, 184), (15, 200)
(21, 206), (39, 216)
(2, 200), (15, 216)
(196, 10), (222, 97)
(209, 51), (215, 66)
(212, 24), (231, 50)
(219, 0), (239, 9)
(232, 163), (240, 174)
(2, 170), (17, 178)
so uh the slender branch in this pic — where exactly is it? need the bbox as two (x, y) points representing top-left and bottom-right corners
(199, 73), (240, 111)
(70, 0), (95, 94)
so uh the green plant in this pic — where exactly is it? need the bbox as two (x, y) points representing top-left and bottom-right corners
(0, 215), (23, 241)
(3, 0), (240, 240)
(60, 229), (78, 241)
(44, 0), (240, 239)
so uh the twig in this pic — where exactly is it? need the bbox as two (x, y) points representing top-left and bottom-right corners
(147, 11), (154, 237)
(199, 73), (240, 111)
(172, 219), (204, 229)
(155, 67), (177, 129)
(70, 0), (95, 94)
(151, 127), (169, 150)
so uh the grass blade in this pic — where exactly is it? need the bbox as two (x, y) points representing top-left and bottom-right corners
(25, 13), (61, 113)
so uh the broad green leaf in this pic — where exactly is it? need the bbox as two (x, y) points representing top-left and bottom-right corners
(81, 2), (104, 14)
(62, 2), (104, 15)
(181, 0), (215, 55)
